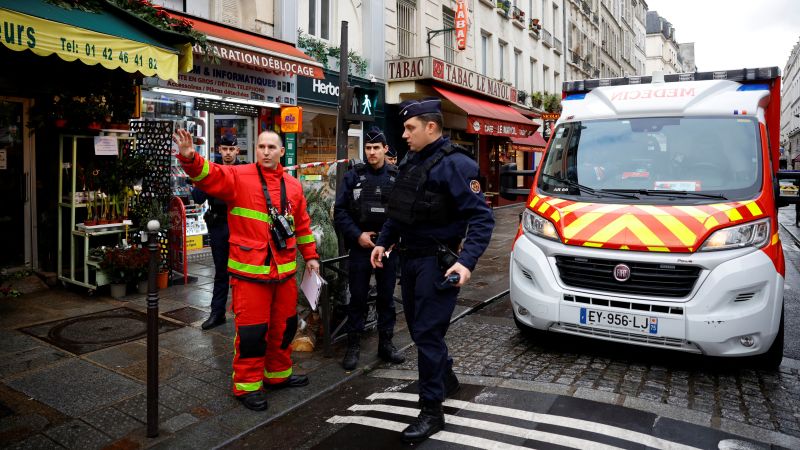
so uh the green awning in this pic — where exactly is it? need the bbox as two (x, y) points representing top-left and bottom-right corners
(0, 0), (192, 81)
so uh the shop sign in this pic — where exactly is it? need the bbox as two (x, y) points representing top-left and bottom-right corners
(195, 98), (259, 116)
(468, 117), (536, 138)
(0, 7), (180, 81)
(147, 58), (297, 105)
(281, 107), (303, 133)
(387, 57), (517, 103)
(541, 113), (561, 120)
(196, 42), (323, 79)
(298, 70), (385, 112)
(455, 0), (468, 51)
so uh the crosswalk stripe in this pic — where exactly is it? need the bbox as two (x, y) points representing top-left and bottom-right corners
(367, 392), (701, 450)
(327, 415), (533, 449)
(349, 404), (623, 450)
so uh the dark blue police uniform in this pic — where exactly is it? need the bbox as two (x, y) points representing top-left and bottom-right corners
(334, 163), (399, 334)
(334, 126), (405, 370)
(377, 100), (494, 412)
(192, 158), (239, 330)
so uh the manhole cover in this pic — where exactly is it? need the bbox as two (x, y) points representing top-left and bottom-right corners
(20, 308), (182, 355)
(163, 306), (208, 324)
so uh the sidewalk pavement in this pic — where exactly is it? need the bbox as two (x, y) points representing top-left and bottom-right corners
(779, 205), (800, 244)
(0, 205), (523, 449)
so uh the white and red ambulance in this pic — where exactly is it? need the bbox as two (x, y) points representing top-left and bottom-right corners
(509, 68), (785, 367)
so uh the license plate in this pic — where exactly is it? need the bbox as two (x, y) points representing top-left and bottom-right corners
(579, 307), (658, 334)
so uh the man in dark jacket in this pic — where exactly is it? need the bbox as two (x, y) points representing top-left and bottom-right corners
(371, 99), (494, 443)
(334, 127), (405, 371)
(192, 134), (240, 330)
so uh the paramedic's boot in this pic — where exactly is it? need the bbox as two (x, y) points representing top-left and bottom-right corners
(342, 333), (360, 371)
(402, 400), (444, 443)
(377, 330), (405, 364)
(236, 390), (268, 411)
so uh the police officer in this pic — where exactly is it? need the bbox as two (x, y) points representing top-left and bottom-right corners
(370, 98), (494, 443)
(385, 147), (398, 166)
(334, 126), (405, 371)
(192, 134), (240, 330)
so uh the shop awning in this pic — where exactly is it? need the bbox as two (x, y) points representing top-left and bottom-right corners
(510, 132), (547, 151)
(168, 11), (324, 79)
(433, 86), (537, 138)
(0, 0), (191, 81)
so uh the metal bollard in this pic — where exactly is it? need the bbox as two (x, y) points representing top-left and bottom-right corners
(145, 220), (160, 438)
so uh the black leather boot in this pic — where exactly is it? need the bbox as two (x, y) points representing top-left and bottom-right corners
(342, 333), (360, 371)
(201, 312), (226, 330)
(402, 400), (444, 443)
(377, 330), (405, 364)
(236, 390), (268, 411)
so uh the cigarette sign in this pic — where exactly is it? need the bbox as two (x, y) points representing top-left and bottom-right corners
(455, 0), (468, 51)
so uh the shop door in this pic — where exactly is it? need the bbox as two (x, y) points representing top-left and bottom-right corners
(0, 99), (31, 268)
(213, 116), (253, 163)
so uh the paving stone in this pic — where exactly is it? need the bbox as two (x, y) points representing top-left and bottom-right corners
(0, 346), (71, 379)
(6, 359), (141, 417)
(113, 394), (177, 424)
(162, 413), (199, 433)
(43, 419), (111, 450)
(80, 407), (143, 440)
(3, 433), (62, 450)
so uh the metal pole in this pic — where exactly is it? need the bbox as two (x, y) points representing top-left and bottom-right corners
(335, 20), (350, 259)
(145, 220), (161, 438)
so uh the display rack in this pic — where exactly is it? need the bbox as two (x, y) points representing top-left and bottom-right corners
(57, 135), (134, 291)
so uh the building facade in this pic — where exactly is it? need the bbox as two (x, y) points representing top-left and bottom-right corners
(645, 11), (685, 74)
(781, 39), (800, 169)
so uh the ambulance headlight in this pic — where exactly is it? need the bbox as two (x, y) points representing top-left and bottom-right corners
(699, 218), (770, 251)
(522, 209), (560, 242)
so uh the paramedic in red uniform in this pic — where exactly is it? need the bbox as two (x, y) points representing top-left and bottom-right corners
(174, 129), (320, 411)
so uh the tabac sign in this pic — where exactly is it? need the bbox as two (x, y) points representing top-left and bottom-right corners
(455, 0), (468, 51)
(387, 57), (517, 104)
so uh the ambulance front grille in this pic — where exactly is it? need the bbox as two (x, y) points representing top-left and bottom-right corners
(555, 323), (700, 353)
(555, 256), (701, 298)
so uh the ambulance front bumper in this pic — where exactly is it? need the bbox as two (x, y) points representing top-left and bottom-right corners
(509, 233), (784, 357)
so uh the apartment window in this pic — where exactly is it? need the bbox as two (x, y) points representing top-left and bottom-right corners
(481, 33), (490, 75)
(443, 6), (456, 63)
(151, 0), (210, 18)
(397, 0), (417, 57)
(530, 58), (538, 92)
(543, 64), (550, 93)
(514, 49), (522, 87)
(499, 41), (507, 81)
(309, 0), (331, 40)
(541, 0), (546, 27)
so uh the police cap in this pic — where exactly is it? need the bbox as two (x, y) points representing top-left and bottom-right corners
(398, 97), (441, 121)
(218, 133), (237, 147)
(386, 147), (397, 157)
(364, 126), (387, 145)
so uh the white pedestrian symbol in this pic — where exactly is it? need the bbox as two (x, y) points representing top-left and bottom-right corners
(361, 94), (372, 115)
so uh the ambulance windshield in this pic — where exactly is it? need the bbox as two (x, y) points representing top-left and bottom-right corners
(537, 116), (762, 202)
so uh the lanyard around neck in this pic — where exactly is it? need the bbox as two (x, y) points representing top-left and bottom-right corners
(256, 163), (287, 214)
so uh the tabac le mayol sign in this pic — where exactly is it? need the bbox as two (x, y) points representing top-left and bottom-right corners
(387, 57), (517, 104)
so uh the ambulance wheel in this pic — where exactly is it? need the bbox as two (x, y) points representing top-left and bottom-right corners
(752, 306), (784, 370)
(514, 314), (539, 339)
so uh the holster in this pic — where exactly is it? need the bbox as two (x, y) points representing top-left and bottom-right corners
(436, 245), (458, 271)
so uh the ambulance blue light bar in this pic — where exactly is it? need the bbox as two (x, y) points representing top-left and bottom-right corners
(562, 67), (780, 95)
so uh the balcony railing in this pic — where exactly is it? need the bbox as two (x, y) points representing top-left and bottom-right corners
(582, 59), (591, 73)
(569, 50), (582, 65)
(542, 29), (553, 47)
(553, 37), (563, 53)
(582, 1), (591, 14)
(511, 5), (525, 22)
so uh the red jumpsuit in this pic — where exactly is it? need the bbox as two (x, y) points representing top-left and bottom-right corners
(178, 154), (319, 396)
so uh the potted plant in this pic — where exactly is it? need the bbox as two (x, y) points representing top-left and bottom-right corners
(531, 91), (544, 109)
(100, 246), (149, 298)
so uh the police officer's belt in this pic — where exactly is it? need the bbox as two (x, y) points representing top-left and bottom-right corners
(397, 241), (458, 259)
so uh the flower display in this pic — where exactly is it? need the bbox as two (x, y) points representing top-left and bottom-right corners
(100, 246), (150, 284)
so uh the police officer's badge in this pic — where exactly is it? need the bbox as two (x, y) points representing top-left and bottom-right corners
(470, 180), (481, 194)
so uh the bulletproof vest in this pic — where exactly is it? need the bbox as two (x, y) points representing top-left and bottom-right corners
(350, 163), (398, 229)
(386, 143), (467, 226)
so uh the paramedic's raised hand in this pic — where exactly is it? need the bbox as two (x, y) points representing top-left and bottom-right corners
(173, 129), (195, 160)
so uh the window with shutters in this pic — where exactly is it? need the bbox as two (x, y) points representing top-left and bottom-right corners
(442, 6), (456, 63)
(397, 0), (417, 57)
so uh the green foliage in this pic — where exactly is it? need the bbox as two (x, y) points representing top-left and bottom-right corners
(543, 93), (562, 113)
(0, 269), (33, 298)
(297, 30), (369, 76)
(130, 197), (169, 231)
(531, 91), (544, 108)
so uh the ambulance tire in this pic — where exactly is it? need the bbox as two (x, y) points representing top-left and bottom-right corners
(752, 306), (784, 370)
